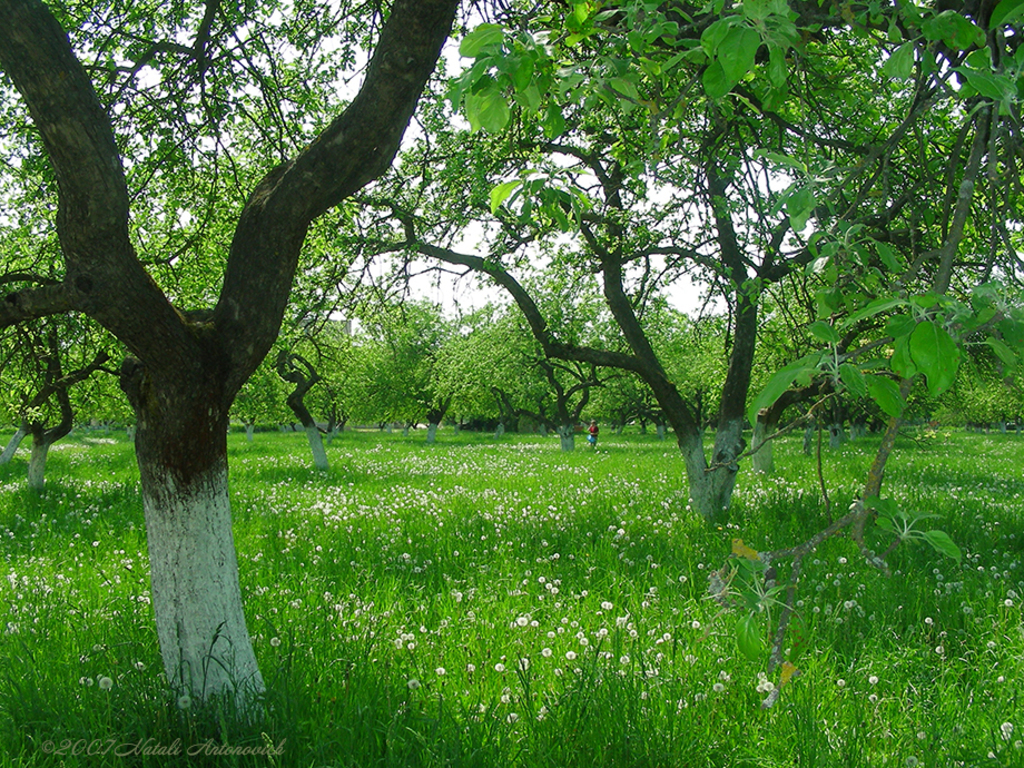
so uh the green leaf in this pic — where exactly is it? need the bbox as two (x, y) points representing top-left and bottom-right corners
(875, 515), (896, 533)
(839, 363), (867, 398)
(489, 180), (522, 214)
(786, 186), (815, 231)
(543, 102), (566, 139)
(718, 25), (761, 83)
(955, 67), (1015, 100)
(865, 375), (905, 418)
(767, 43), (787, 88)
(465, 87), (511, 133)
(746, 355), (820, 425)
(885, 314), (916, 339)
(459, 24), (505, 58)
(890, 335), (918, 378)
(909, 320), (959, 397)
(922, 10), (985, 49)
(842, 297), (905, 329)
(865, 495), (899, 517)
(736, 613), (763, 661)
(875, 241), (905, 272)
(701, 17), (736, 56)
(922, 530), (962, 562)
(702, 61), (734, 99)
(882, 43), (915, 79)
(990, 0), (1024, 28)
(609, 77), (640, 102)
(808, 320), (840, 345)
(986, 338), (1018, 367)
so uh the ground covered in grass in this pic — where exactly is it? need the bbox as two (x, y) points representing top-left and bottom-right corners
(0, 428), (1021, 767)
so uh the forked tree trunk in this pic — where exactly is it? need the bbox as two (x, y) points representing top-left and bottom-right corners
(679, 417), (744, 520)
(0, 425), (26, 465)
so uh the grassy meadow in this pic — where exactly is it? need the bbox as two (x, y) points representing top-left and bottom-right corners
(0, 426), (1021, 767)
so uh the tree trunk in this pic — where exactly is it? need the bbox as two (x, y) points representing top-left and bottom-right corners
(751, 411), (774, 475)
(557, 425), (575, 452)
(494, 422), (505, 439)
(143, 458), (264, 709)
(829, 422), (845, 449)
(245, 423), (255, 443)
(426, 422), (439, 444)
(304, 424), (329, 471)
(0, 425), (26, 465)
(804, 424), (815, 455)
(679, 426), (738, 521)
(656, 423), (666, 441)
(27, 436), (51, 490)
(123, 366), (265, 712)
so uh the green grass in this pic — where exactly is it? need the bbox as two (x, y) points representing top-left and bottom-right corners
(0, 427), (1021, 767)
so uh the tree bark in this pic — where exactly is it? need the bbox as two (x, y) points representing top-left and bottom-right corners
(751, 412), (774, 475)
(0, 424), (26, 465)
(557, 424), (576, 452)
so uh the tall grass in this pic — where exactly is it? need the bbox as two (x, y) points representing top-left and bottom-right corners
(0, 427), (1020, 767)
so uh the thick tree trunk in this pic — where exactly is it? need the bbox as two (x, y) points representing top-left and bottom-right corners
(426, 422), (439, 444)
(142, 458), (264, 709)
(0, 425), (26, 465)
(123, 365), (265, 712)
(557, 425), (575, 452)
(494, 422), (506, 439)
(245, 423), (255, 443)
(27, 436), (50, 490)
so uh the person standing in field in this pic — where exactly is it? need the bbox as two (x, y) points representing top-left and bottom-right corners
(587, 420), (599, 448)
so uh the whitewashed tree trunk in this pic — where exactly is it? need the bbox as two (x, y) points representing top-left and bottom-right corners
(127, 425), (136, 441)
(829, 422), (846, 449)
(681, 418), (743, 521)
(304, 425), (329, 471)
(656, 423), (666, 441)
(426, 422), (439, 444)
(557, 425), (575, 452)
(27, 438), (50, 490)
(494, 423), (505, 439)
(751, 417), (774, 475)
(143, 462), (264, 710)
(402, 425), (410, 437)
(245, 424), (255, 443)
(0, 426), (26, 465)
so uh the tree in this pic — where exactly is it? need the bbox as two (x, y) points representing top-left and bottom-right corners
(0, 0), (458, 711)
(276, 349), (330, 470)
(0, 319), (111, 485)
